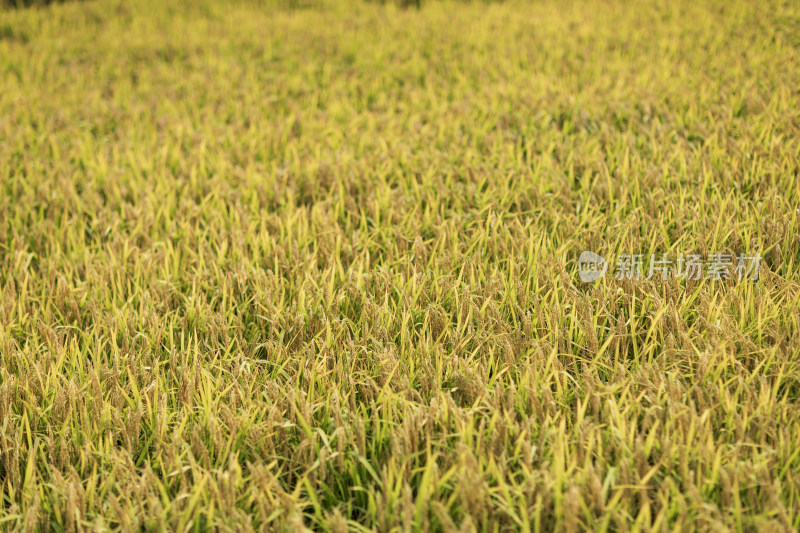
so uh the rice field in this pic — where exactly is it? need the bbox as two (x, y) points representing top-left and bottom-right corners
(1, 0), (799, 530)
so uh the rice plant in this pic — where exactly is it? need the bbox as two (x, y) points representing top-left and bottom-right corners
(0, 0), (798, 530)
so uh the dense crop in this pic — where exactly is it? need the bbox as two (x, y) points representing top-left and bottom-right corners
(1, 0), (799, 530)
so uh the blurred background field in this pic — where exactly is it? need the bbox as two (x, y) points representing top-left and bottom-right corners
(1, 0), (799, 530)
